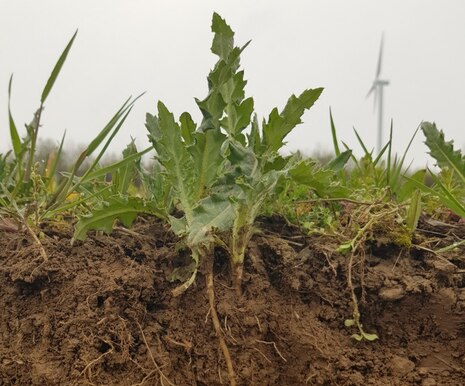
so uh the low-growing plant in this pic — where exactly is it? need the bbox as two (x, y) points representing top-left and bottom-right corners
(1, 32), (149, 261)
(406, 122), (465, 218)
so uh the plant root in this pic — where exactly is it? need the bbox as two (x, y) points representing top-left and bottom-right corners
(206, 258), (237, 386)
(232, 263), (243, 297)
(136, 321), (175, 386)
(25, 222), (48, 261)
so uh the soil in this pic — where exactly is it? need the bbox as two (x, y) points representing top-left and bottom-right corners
(1, 215), (465, 386)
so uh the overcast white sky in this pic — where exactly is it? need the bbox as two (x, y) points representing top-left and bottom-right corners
(1, 1), (464, 167)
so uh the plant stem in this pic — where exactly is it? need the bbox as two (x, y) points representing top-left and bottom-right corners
(25, 222), (48, 261)
(25, 104), (44, 183)
(206, 257), (236, 386)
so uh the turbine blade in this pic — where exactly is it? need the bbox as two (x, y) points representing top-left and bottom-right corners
(376, 34), (384, 78)
(366, 83), (376, 99)
(373, 87), (378, 112)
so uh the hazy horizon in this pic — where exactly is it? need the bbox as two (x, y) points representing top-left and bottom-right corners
(1, 1), (464, 167)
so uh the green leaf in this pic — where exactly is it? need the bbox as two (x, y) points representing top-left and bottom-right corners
(8, 75), (21, 157)
(344, 319), (355, 327)
(289, 160), (334, 197)
(398, 169), (425, 202)
(111, 140), (141, 194)
(362, 332), (379, 341)
(147, 101), (195, 222)
(353, 127), (372, 158)
(328, 150), (352, 172)
(422, 121), (465, 186)
(41, 30), (77, 103)
(188, 194), (234, 246)
(263, 88), (323, 152)
(430, 171), (465, 217)
(329, 107), (340, 156)
(73, 196), (155, 242)
(404, 172), (465, 218)
(47, 131), (66, 186)
(47, 96), (139, 210)
(180, 112), (196, 145)
(337, 242), (353, 254)
(190, 128), (226, 199)
(405, 189), (422, 232)
(83, 147), (152, 182)
(211, 12), (234, 60)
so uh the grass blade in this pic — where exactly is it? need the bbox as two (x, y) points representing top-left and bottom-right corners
(353, 127), (371, 158)
(8, 75), (21, 157)
(329, 108), (341, 156)
(41, 30), (77, 104)
(82, 147), (152, 182)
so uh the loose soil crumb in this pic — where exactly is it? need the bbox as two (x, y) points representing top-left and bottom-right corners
(1, 216), (464, 385)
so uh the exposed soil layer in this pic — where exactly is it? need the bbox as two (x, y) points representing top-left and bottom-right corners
(1, 216), (465, 385)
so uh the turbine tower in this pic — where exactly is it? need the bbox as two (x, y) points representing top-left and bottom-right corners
(366, 35), (389, 153)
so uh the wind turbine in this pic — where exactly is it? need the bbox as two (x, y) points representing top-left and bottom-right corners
(366, 35), (389, 153)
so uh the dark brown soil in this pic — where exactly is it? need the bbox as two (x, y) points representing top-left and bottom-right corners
(1, 216), (465, 386)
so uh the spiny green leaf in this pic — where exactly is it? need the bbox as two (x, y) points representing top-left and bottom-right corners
(422, 121), (465, 185)
(289, 160), (334, 197)
(263, 88), (323, 152)
(221, 97), (254, 137)
(147, 102), (195, 222)
(73, 197), (155, 242)
(111, 140), (141, 194)
(211, 12), (234, 60)
(190, 128), (226, 200)
(188, 194), (235, 245)
(180, 112), (196, 145)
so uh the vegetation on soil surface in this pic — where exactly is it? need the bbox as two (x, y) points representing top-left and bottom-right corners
(1, 12), (464, 386)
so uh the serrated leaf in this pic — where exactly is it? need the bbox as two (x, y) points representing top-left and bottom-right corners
(180, 112), (196, 145)
(211, 12), (234, 60)
(112, 140), (140, 194)
(422, 121), (465, 185)
(289, 160), (333, 197)
(263, 88), (323, 152)
(147, 101), (195, 222)
(73, 197), (153, 242)
(188, 194), (235, 245)
(190, 128), (226, 199)
(195, 92), (226, 131)
(221, 97), (254, 137)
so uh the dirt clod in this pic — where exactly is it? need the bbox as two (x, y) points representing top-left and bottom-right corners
(1, 216), (465, 385)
